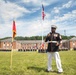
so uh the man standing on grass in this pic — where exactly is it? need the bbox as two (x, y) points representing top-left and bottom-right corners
(45, 25), (63, 74)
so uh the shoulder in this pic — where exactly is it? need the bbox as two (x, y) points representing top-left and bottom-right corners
(55, 32), (61, 36)
(55, 32), (60, 34)
(55, 32), (62, 39)
(54, 33), (62, 38)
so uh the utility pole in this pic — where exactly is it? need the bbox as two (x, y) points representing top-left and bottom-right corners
(64, 30), (66, 36)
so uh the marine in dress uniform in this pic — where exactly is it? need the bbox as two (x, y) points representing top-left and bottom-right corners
(45, 25), (63, 73)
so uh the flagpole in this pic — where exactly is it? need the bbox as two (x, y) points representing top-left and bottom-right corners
(41, 4), (44, 44)
(42, 21), (43, 44)
(10, 37), (13, 69)
(10, 20), (16, 69)
(41, 4), (45, 46)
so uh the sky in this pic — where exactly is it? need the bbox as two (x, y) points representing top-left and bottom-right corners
(0, 0), (76, 38)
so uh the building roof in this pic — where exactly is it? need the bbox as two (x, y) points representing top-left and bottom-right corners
(18, 40), (42, 44)
(62, 40), (69, 42)
(1, 37), (70, 43)
(0, 38), (16, 42)
(70, 37), (76, 41)
(0, 38), (43, 43)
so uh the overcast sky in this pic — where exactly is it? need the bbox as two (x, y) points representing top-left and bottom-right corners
(0, 0), (76, 38)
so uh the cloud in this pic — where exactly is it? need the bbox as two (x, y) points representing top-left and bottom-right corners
(22, 0), (59, 6)
(16, 20), (50, 37)
(0, 0), (76, 38)
(53, 7), (60, 13)
(49, 9), (76, 35)
(53, 0), (76, 14)
(0, 22), (12, 37)
(52, 10), (76, 23)
(0, 0), (30, 22)
(62, 1), (72, 8)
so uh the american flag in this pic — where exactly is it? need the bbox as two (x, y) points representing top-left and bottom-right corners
(42, 4), (46, 20)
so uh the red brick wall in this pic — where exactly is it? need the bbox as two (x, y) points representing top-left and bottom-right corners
(0, 42), (1, 48)
(12, 41), (16, 49)
(70, 41), (76, 49)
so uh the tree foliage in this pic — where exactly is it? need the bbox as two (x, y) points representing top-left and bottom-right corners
(0, 35), (75, 40)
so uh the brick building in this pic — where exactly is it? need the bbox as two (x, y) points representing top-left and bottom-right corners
(60, 40), (70, 50)
(69, 37), (76, 50)
(0, 38), (21, 51)
(0, 37), (76, 51)
(0, 38), (47, 51)
(60, 37), (76, 50)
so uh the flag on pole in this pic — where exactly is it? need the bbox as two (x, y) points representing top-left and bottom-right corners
(42, 4), (46, 20)
(12, 20), (16, 38)
(10, 20), (16, 69)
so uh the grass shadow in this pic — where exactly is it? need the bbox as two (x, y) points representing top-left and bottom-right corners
(27, 66), (58, 73)
(27, 66), (46, 72)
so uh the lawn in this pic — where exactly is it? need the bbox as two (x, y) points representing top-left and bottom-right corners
(0, 51), (76, 75)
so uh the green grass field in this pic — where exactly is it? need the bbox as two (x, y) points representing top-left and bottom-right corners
(0, 51), (76, 75)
